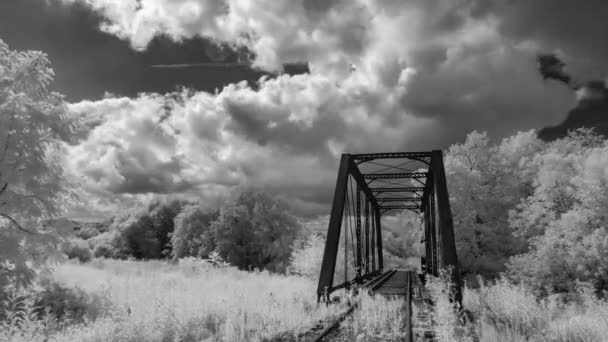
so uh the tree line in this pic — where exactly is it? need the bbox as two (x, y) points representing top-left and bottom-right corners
(73, 189), (301, 273)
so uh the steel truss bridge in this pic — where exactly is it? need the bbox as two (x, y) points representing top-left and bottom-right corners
(316, 150), (462, 306)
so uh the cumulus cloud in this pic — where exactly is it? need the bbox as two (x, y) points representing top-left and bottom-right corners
(58, 0), (608, 219)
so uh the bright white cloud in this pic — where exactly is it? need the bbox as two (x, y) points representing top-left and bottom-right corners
(60, 0), (598, 220)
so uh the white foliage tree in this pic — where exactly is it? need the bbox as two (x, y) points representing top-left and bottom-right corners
(446, 130), (544, 278)
(0, 40), (78, 289)
(507, 129), (608, 295)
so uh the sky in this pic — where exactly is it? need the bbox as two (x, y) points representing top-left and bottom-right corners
(1, 0), (607, 221)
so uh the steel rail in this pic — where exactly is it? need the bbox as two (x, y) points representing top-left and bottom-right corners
(365, 269), (397, 293)
(310, 304), (357, 342)
(405, 272), (414, 342)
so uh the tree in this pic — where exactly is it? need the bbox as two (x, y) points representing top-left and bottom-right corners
(171, 204), (219, 260)
(507, 129), (608, 296)
(445, 130), (544, 279)
(289, 231), (325, 278)
(213, 189), (301, 273)
(382, 210), (424, 260)
(121, 198), (188, 259)
(0, 39), (78, 289)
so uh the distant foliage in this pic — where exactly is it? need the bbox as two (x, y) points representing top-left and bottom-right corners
(121, 198), (189, 259)
(88, 229), (127, 259)
(289, 232), (325, 278)
(92, 243), (117, 259)
(60, 238), (92, 263)
(0, 39), (79, 289)
(382, 210), (424, 260)
(213, 189), (301, 273)
(171, 205), (219, 260)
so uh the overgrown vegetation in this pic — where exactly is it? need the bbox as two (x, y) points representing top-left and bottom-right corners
(1, 259), (345, 342)
(425, 272), (608, 342)
(447, 128), (608, 297)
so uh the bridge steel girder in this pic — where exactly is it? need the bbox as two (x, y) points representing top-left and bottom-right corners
(379, 204), (421, 210)
(363, 172), (427, 179)
(430, 183), (438, 276)
(374, 205), (383, 270)
(377, 197), (422, 202)
(371, 207), (376, 272)
(317, 154), (351, 302)
(317, 150), (461, 305)
(365, 200), (370, 274)
(431, 150), (462, 304)
(356, 186), (362, 278)
(372, 187), (425, 193)
(351, 152), (432, 165)
(317, 154), (382, 300)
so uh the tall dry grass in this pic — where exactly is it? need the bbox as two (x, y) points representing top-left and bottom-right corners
(427, 272), (608, 342)
(341, 291), (408, 341)
(464, 277), (608, 342)
(2, 258), (345, 342)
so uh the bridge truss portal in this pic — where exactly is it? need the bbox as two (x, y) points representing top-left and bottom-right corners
(317, 150), (461, 303)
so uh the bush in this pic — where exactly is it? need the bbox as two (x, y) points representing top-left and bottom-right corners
(60, 238), (92, 263)
(289, 232), (324, 278)
(89, 230), (128, 259)
(121, 198), (189, 259)
(0, 276), (110, 334)
(213, 189), (301, 273)
(33, 277), (109, 323)
(171, 205), (219, 260)
(92, 243), (117, 259)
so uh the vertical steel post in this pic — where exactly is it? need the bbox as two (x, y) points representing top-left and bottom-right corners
(431, 150), (462, 304)
(374, 205), (383, 270)
(430, 184), (438, 276)
(355, 185), (362, 278)
(364, 199), (370, 275)
(344, 198), (349, 289)
(317, 154), (351, 301)
(423, 194), (432, 276)
(371, 207), (376, 272)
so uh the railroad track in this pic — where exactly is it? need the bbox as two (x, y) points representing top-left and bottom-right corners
(308, 304), (356, 342)
(307, 270), (418, 342)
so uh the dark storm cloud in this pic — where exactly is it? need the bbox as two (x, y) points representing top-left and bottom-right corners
(0, 0), (285, 101)
(480, 0), (608, 79)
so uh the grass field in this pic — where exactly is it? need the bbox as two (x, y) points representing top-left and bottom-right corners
(3, 258), (349, 342)
(4, 260), (608, 342)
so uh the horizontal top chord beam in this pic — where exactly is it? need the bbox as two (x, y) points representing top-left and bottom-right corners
(377, 197), (421, 202)
(351, 152), (432, 160)
(379, 204), (421, 210)
(363, 172), (427, 179)
(371, 187), (425, 192)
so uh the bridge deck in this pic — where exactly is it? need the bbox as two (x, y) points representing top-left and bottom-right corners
(364, 270), (424, 296)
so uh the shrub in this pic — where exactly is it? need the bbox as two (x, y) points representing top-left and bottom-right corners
(92, 243), (116, 259)
(89, 230), (128, 259)
(213, 189), (301, 273)
(33, 277), (109, 323)
(426, 269), (476, 342)
(121, 198), (189, 259)
(171, 205), (219, 260)
(60, 239), (92, 263)
(289, 232), (324, 278)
